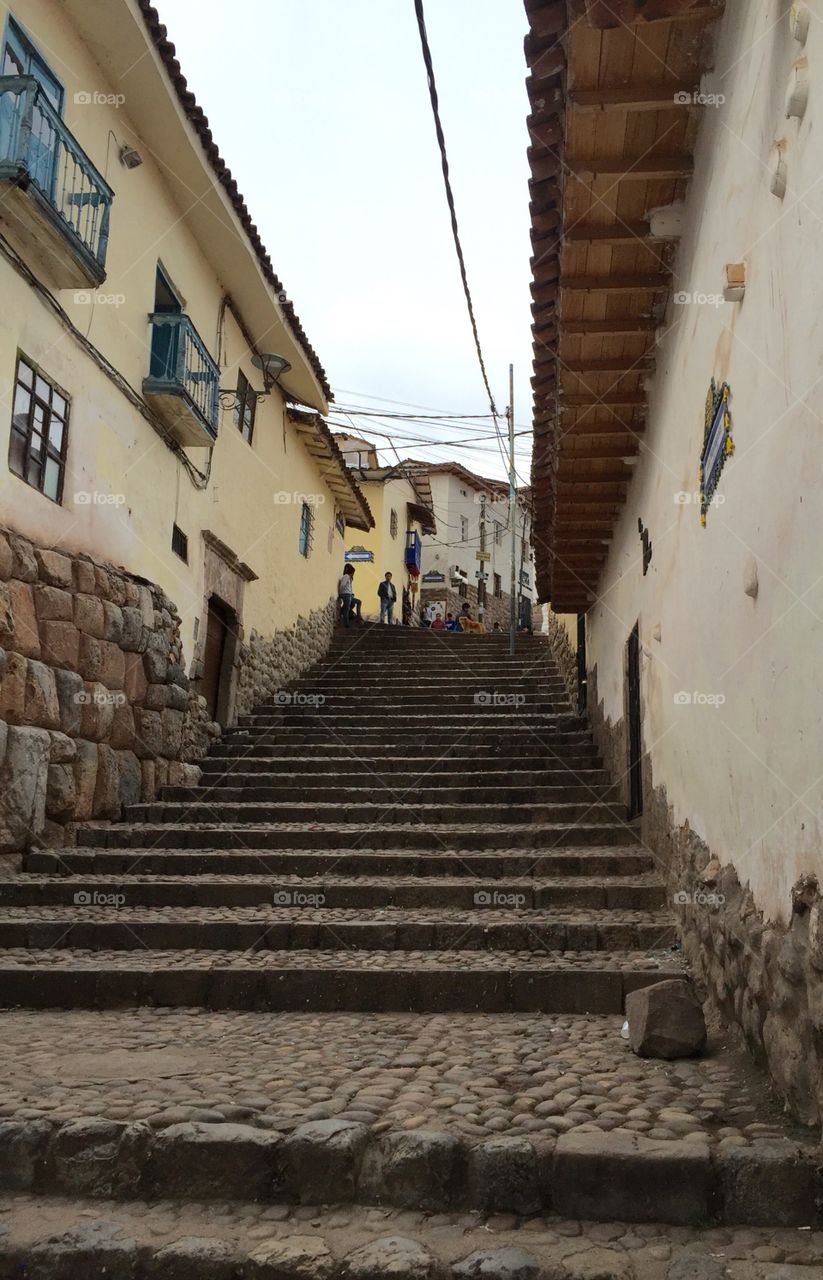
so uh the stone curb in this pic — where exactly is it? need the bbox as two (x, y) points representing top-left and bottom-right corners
(0, 1118), (819, 1228)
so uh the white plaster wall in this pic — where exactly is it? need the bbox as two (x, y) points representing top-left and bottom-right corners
(585, 0), (823, 924)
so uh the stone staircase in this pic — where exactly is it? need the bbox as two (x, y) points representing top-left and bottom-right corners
(3, 627), (680, 1012)
(0, 626), (820, 1275)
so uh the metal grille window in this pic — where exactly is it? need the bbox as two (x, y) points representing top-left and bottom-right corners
(172, 524), (188, 562)
(298, 502), (314, 558)
(460, 515), (469, 543)
(9, 355), (69, 504)
(493, 573), (502, 598)
(494, 521), (502, 546)
(233, 369), (256, 443)
(390, 508), (398, 539)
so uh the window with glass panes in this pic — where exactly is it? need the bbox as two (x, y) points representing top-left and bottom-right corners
(233, 370), (256, 443)
(9, 356), (69, 504)
(390, 508), (398, 539)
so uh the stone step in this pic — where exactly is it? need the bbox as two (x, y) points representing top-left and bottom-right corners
(6, 1196), (819, 1279)
(0, 946), (683, 1012)
(237, 710), (578, 727)
(0, 1009), (815, 1232)
(0, 873), (668, 909)
(209, 740), (602, 760)
(0, 905), (676, 953)
(27, 847), (655, 878)
(196, 762), (613, 784)
(123, 800), (628, 826)
(276, 677), (570, 692)
(161, 783), (622, 806)
(75, 820), (640, 851)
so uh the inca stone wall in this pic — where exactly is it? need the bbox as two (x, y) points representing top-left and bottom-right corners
(587, 663), (823, 1132)
(234, 597), (338, 717)
(0, 526), (219, 858)
(546, 611), (578, 704)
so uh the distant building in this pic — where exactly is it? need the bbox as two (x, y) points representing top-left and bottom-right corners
(403, 461), (535, 630)
(334, 434), (436, 621)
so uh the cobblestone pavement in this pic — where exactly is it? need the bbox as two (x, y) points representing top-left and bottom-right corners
(3, 1193), (823, 1277)
(0, 1008), (808, 1148)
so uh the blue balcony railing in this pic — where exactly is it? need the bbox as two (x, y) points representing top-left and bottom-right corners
(0, 75), (113, 274)
(146, 312), (220, 439)
(405, 529), (422, 573)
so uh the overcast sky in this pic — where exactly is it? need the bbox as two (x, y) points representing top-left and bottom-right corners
(153, 0), (534, 483)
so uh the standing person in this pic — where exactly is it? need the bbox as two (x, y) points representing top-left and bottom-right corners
(421, 603), (434, 629)
(378, 571), (397, 624)
(338, 563), (361, 627)
(402, 587), (412, 626)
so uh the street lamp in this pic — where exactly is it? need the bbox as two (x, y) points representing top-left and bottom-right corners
(219, 352), (291, 411)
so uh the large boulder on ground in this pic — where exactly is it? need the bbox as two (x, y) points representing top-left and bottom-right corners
(626, 978), (707, 1059)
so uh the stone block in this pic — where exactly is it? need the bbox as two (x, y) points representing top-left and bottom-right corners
(144, 1237), (241, 1280)
(94, 565), (112, 599)
(338, 1237), (440, 1280)
(283, 1119), (369, 1203)
(73, 740), (99, 820)
(98, 640), (125, 691)
(0, 651), (27, 723)
(145, 1122), (282, 1201)
(24, 1220), (138, 1279)
(124, 651), (148, 704)
(0, 725), (50, 848)
(137, 585), (154, 627)
(103, 600), (124, 645)
(73, 558), (97, 594)
(120, 606), (145, 651)
(117, 750), (142, 808)
(452, 1248), (542, 1279)
(35, 548), (72, 588)
(46, 763), (76, 819)
(626, 978), (707, 1059)
(54, 668), (84, 736)
(48, 730), (76, 763)
(161, 708), (184, 758)
(0, 1119), (52, 1189)
(8, 534), (37, 582)
(40, 620), (81, 671)
(134, 708), (163, 759)
(466, 1136), (543, 1214)
(248, 1236), (335, 1279)
(141, 759), (157, 801)
(552, 1131), (712, 1224)
(144, 684), (169, 711)
(7, 579), (41, 657)
(78, 633), (104, 681)
(74, 592), (106, 638)
(110, 701), (136, 751)
(358, 1129), (466, 1211)
(0, 583), (12, 646)
(34, 583), (73, 621)
(0, 532), (12, 581)
(50, 1117), (127, 1196)
(93, 743), (120, 818)
(718, 1140), (819, 1226)
(79, 683), (116, 743)
(167, 683), (190, 712)
(144, 647), (169, 684)
(23, 659), (60, 730)
(108, 574), (128, 607)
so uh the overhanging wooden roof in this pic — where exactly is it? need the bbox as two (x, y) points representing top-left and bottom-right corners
(525, 0), (724, 612)
(287, 411), (374, 532)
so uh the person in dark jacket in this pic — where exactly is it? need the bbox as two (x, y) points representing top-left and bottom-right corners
(378, 571), (397, 624)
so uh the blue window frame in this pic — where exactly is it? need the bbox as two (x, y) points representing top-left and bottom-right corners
(298, 502), (313, 558)
(1, 16), (64, 198)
